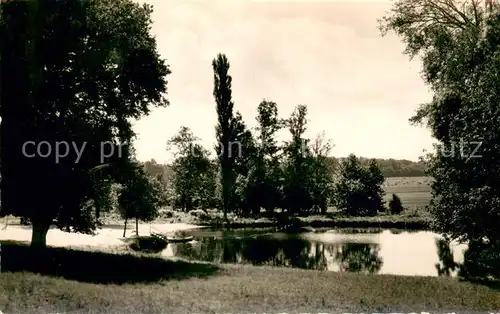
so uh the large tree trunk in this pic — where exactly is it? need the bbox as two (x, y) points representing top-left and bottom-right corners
(31, 219), (50, 248)
(135, 216), (139, 236)
(123, 217), (128, 237)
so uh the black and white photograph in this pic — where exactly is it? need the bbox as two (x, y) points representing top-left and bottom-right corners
(0, 0), (499, 313)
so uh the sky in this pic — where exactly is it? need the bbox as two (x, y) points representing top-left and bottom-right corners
(132, 0), (435, 164)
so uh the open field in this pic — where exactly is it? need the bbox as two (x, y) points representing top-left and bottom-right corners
(0, 240), (498, 313)
(383, 176), (432, 210)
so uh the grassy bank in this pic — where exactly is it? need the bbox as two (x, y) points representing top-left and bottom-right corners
(199, 213), (433, 230)
(0, 241), (498, 313)
(4, 208), (433, 232)
(178, 206), (434, 231)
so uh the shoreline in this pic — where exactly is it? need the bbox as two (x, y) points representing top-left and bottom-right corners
(1, 213), (434, 238)
(0, 222), (201, 249)
(197, 215), (432, 231)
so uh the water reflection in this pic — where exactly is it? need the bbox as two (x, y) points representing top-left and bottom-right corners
(436, 238), (500, 281)
(168, 230), (383, 274)
(161, 228), (498, 279)
(333, 243), (382, 274)
(435, 238), (458, 276)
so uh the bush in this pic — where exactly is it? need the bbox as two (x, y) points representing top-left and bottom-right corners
(129, 236), (168, 253)
(389, 194), (403, 215)
(275, 213), (302, 232)
(162, 210), (174, 218)
(333, 155), (385, 217)
(189, 209), (210, 222)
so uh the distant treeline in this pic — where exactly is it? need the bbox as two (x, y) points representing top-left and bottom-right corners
(332, 157), (426, 177)
(142, 157), (426, 183)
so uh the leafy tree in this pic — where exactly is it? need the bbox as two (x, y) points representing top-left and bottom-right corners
(245, 100), (283, 215)
(380, 0), (500, 263)
(366, 159), (386, 212)
(167, 126), (217, 211)
(306, 131), (335, 214)
(143, 159), (171, 187)
(230, 112), (258, 215)
(333, 154), (385, 216)
(282, 105), (313, 214)
(389, 193), (404, 215)
(118, 161), (166, 237)
(212, 53), (236, 223)
(197, 159), (218, 211)
(1, 0), (170, 247)
(279, 105), (336, 215)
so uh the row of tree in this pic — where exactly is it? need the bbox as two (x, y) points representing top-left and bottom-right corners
(160, 53), (390, 219)
(165, 109), (388, 218)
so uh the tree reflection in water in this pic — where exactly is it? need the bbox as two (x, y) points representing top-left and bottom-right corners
(435, 238), (500, 281)
(331, 243), (383, 274)
(171, 230), (500, 280)
(171, 232), (383, 274)
(435, 238), (457, 276)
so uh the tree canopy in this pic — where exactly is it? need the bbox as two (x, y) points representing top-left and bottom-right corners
(380, 0), (500, 278)
(1, 0), (170, 246)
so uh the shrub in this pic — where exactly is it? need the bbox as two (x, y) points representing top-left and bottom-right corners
(333, 155), (385, 217)
(389, 194), (403, 215)
(162, 210), (174, 218)
(189, 209), (210, 222)
(275, 213), (302, 232)
(129, 236), (168, 253)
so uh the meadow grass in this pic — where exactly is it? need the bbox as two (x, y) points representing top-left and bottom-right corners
(383, 176), (433, 211)
(0, 240), (499, 313)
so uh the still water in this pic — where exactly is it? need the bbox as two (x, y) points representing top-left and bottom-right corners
(161, 228), (468, 277)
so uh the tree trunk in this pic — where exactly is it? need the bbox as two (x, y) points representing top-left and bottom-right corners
(123, 217), (128, 237)
(95, 201), (101, 219)
(31, 219), (50, 248)
(222, 178), (229, 225)
(135, 216), (139, 236)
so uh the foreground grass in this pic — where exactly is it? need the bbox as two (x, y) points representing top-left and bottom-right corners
(0, 241), (499, 313)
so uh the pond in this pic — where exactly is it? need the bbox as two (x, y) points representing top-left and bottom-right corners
(160, 228), (468, 277)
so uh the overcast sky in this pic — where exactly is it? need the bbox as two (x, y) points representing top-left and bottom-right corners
(132, 0), (435, 163)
